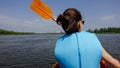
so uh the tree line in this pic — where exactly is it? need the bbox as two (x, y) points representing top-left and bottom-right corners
(87, 27), (120, 33)
(0, 29), (34, 35)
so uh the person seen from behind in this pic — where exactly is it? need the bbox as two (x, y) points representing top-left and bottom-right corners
(54, 8), (120, 68)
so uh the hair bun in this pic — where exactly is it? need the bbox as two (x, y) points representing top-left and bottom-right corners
(56, 14), (65, 25)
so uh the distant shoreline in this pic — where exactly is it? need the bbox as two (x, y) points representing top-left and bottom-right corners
(87, 27), (120, 34)
(0, 29), (35, 35)
(0, 27), (120, 35)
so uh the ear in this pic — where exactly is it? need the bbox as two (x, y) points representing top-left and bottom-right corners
(78, 21), (83, 31)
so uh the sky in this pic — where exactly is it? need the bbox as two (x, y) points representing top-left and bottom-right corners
(0, 0), (120, 33)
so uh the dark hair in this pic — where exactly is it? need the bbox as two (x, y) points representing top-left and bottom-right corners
(56, 8), (83, 34)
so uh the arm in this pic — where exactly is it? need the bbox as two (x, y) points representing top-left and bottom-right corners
(102, 47), (120, 68)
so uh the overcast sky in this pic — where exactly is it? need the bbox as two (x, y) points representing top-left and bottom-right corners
(0, 0), (120, 33)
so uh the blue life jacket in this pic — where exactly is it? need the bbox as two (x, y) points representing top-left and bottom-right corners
(55, 31), (102, 68)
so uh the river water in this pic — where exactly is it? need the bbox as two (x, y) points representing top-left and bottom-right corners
(0, 34), (120, 68)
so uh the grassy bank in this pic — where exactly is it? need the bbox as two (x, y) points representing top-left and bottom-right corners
(0, 29), (35, 35)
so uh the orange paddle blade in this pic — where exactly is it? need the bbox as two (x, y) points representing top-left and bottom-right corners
(30, 0), (55, 21)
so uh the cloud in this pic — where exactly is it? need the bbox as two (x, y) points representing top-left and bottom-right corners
(0, 14), (62, 33)
(100, 15), (116, 21)
(0, 14), (20, 23)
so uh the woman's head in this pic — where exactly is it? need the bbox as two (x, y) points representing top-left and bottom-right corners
(56, 8), (84, 34)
